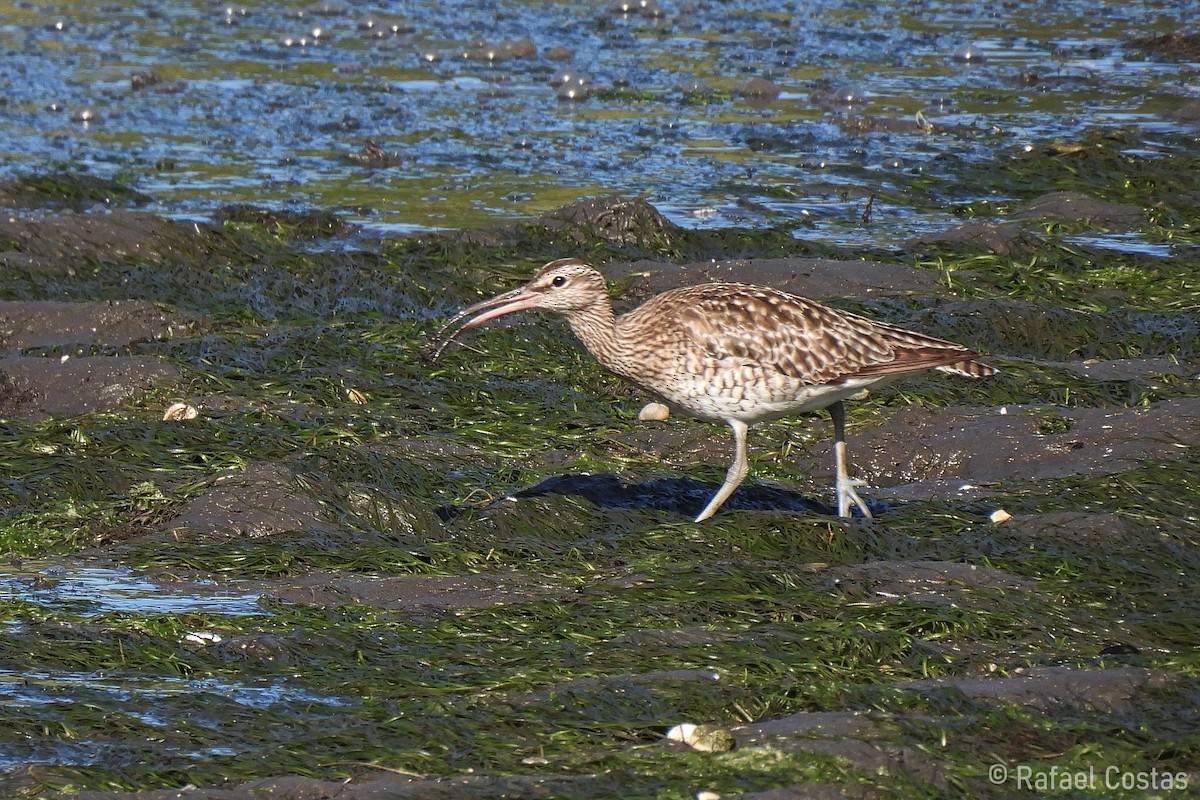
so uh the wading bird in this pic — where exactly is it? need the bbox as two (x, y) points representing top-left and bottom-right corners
(429, 258), (995, 521)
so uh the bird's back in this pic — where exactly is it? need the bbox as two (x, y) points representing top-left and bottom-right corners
(602, 282), (993, 421)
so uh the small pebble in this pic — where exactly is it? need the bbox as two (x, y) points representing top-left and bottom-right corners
(638, 402), (670, 421)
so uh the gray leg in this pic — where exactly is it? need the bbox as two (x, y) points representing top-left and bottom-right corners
(831, 401), (872, 519)
(695, 418), (749, 522)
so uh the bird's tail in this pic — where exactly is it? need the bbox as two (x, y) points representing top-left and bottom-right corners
(936, 359), (998, 378)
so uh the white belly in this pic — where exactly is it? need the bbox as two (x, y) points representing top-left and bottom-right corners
(634, 366), (894, 424)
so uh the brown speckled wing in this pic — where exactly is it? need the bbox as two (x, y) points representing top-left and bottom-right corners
(643, 283), (983, 384)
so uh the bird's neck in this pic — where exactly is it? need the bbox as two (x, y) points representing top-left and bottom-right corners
(563, 298), (627, 370)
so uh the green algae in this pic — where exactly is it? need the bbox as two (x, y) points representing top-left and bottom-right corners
(2, 127), (1200, 797)
(1, 0), (1199, 794)
(0, 172), (152, 209)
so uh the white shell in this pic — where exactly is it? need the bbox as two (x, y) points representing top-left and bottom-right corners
(163, 402), (199, 421)
(665, 723), (734, 752)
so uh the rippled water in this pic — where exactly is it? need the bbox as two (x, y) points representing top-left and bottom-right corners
(0, 0), (1195, 243)
(0, 668), (345, 768)
(0, 562), (332, 771)
(1, 668), (340, 711)
(0, 560), (263, 616)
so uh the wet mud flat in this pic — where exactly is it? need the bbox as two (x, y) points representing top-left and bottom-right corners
(3, 0), (1200, 795)
(0, 136), (1198, 799)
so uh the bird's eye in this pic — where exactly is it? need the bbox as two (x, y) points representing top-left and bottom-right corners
(551, 275), (567, 287)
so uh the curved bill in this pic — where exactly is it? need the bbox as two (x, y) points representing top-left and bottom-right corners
(423, 286), (542, 361)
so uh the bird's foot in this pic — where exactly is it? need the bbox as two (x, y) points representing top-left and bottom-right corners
(836, 475), (873, 519)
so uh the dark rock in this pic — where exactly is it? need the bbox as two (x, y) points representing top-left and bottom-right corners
(0, 355), (180, 420)
(904, 221), (1045, 257)
(533, 195), (681, 248)
(1010, 191), (1144, 229)
(609, 256), (943, 301)
(0, 209), (256, 269)
(162, 462), (342, 539)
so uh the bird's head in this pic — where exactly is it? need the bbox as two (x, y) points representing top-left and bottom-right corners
(518, 258), (610, 313)
(424, 258), (610, 360)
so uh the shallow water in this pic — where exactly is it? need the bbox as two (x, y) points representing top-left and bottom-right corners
(0, 668), (345, 769)
(0, 0), (1195, 245)
(0, 668), (340, 712)
(0, 560), (263, 616)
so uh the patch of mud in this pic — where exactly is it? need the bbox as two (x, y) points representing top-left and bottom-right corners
(0, 209), (254, 271)
(748, 737), (945, 792)
(238, 570), (573, 615)
(736, 710), (885, 743)
(679, 709), (944, 790)
(161, 462), (342, 539)
(830, 560), (1035, 605)
(547, 393), (1197, 513)
(443, 195), (682, 252)
(900, 666), (1172, 714)
(606, 423), (732, 465)
(903, 221), (1045, 257)
(1032, 357), (1193, 382)
(1010, 191), (1144, 229)
(1002, 510), (1133, 543)
(844, 400), (1200, 501)
(1170, 99), (1200, 123)
(609, 256), (943, 301)
(0, 299), (198, 351)
(844, 398), (1200, 501)
(724, 668), (1178, 795)
(0, 355), (179, 420)
(995, 508), (1200, 608)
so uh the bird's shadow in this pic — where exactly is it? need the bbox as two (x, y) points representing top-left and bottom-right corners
(510, 473), (843, 518)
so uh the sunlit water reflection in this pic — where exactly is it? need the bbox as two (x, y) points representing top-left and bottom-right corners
(0, 561), (263, 616)
(0, 0), (1194, 247)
